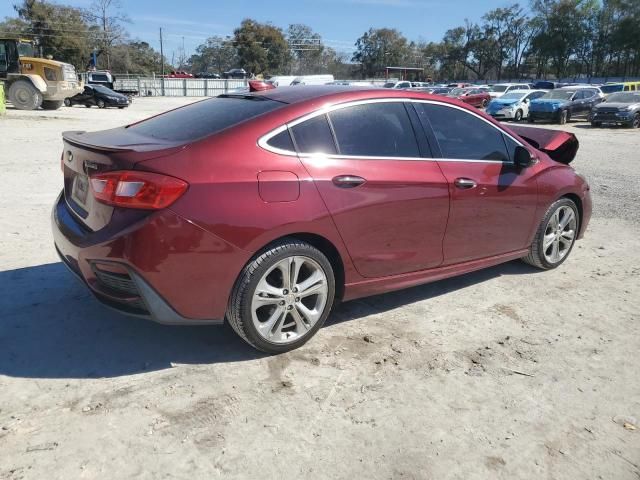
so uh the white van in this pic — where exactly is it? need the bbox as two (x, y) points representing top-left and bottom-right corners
(290, 75), (335, 86)
(265, 75), (297, 87)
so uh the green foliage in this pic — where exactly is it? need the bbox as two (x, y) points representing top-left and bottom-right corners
(233, 19), (290, 75)
(352, 28), (410, 78)
(188, 36), (237, 75)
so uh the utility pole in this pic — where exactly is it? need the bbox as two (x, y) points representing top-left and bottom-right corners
(159, 27), (165, 77)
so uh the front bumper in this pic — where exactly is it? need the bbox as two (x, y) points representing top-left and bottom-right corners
(51, 192), (243, 324)
(488, 109), (515, 119)
(529, 110), (560, 122)
(590, 111), (634, 125)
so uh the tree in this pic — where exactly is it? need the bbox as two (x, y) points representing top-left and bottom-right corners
(233, 19), (290, 75)
(441, 21), (497, 80)
(109, 41), (163, 75)
(287, 24), (323, 74)
(352, 28), (410, 78)
(188, 36), (237, 74)
(13, 0), (92, 68)
(84, 0), (129, 70)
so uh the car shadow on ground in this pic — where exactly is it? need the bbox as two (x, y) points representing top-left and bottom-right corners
(0, 260), (540, 380)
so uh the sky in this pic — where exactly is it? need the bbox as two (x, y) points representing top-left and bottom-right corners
(0, 0), (518, 61)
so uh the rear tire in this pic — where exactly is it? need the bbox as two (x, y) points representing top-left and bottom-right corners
(85, 104), (92, 108)
(522, 198), (579, 270)
(591, 121), (601, 128)
(227, 239), (336, 353)
(527, 116), (534, 123)
(481, 99), (488, 108)
(8, 80), (43, 110)
(41, 100), (64, 110)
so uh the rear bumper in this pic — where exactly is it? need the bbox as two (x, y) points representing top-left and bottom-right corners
(51, 192), (247, 324)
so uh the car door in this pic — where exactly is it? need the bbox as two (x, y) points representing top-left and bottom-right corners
(464, 90), (481, 107)
(413, 102), (539, 265)
(522, 91), (545, 117)
(291, 101), (450, 278)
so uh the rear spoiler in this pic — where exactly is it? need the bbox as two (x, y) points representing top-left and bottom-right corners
(62, 130), (134, 152)
(510, 125), (579, 165)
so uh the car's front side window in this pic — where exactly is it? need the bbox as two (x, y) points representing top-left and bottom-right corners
(415, 103), (510, 162)
(328, 102), (420, 158)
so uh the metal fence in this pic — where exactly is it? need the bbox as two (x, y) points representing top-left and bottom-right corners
(114, 77), (248, 97)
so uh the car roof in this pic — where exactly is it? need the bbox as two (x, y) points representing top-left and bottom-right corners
(243, 85), (484, 111)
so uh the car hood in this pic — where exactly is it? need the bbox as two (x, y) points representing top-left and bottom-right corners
(594, 102), (639, 109)
(510, 125), (578, 165)
(491, 98), (519, 106)
(531, 98), (569, 106)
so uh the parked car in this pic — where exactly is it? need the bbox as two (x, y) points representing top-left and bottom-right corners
(489, 83), (530, 98)
(165, 71), (193, 78)
(599, 81), (640, 95)
(447, 83), (472, 88)
(84, 70), (137, 101)
(447, 87), (491, 108)
(486, 89), (547, 121)
(529, 86), (604, 124)
(53, 86), (591, 353)
(195, 72), (221, 79)
(382, 81), (412, 89)
(223, 68), (249, 79)
(64, 85), (129, 109)
(590, 91), (640, 128)
(531, 81), (564, 90)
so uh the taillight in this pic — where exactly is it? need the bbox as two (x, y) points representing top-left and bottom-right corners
(89, 170), (188, 210)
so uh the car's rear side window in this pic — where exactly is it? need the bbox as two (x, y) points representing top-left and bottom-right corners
(127, 96), (284, 142)
(267, 129), (295, 152)
(290, 115), (337, 155)
(328, 103), (420, 158)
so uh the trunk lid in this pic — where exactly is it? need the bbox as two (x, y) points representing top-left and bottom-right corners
(509, 125), (579, 165)
(61, 128), (185, 231)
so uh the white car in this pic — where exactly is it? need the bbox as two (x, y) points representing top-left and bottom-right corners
(382, 81), (412, 89)
(486, 89), (547, 121)
(489, 83), (531, 98)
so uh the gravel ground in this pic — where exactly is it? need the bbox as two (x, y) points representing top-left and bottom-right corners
(0, 98), (638, 480)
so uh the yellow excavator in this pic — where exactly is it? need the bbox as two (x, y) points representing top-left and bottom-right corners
(0, 38), (82, 110)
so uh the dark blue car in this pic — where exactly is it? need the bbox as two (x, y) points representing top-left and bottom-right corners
(529, 87), (604, 124)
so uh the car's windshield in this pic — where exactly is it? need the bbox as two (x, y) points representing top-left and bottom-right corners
(127, 96), (285, 142)
(606, 92), (640, 103)
(449, 88), (465, 95)
(491, 85), (509, 92)
(499, 92), (526, 100)
(17, 41), (36, 57)
(542, 90), (574, 100)
(600, 84), (624, 94)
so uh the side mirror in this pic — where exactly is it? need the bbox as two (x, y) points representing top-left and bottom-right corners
(514, 146), (535, 168)
(524, 98), (530, 104)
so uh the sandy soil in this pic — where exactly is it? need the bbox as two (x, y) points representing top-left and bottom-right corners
(0, 98), (638, 480)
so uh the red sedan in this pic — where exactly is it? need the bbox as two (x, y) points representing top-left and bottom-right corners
(448, 87), (492, 108)
(53, 87), (591, 353)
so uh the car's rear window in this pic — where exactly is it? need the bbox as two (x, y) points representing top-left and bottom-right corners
(127, 96), (284, 142)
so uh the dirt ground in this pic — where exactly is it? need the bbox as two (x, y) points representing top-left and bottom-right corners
(0, 98), (638, 480)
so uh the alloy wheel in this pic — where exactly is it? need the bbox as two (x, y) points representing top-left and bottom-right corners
(250, 255), (329, 344)
(543, 206), (577, 264)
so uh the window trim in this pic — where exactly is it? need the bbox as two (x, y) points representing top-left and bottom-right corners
(257, 98), (524, 163)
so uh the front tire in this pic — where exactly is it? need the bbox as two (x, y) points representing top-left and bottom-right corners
(63, 98), (72, 107)
(227, 239), (336, 353)
(632, 114), (640, 129)
(97, 99), (106, 109)
(481, 99), (488, 108)
(522, 198), (579, 270)
(591, 121), (602, 128)
(514, 109), (523, 122)
(8, 80), (43, 110)
(558, 110), (569, 125)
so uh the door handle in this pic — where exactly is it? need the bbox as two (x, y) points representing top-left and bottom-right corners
(332, 175), (366, 188)
(454, 178), (477, 189)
